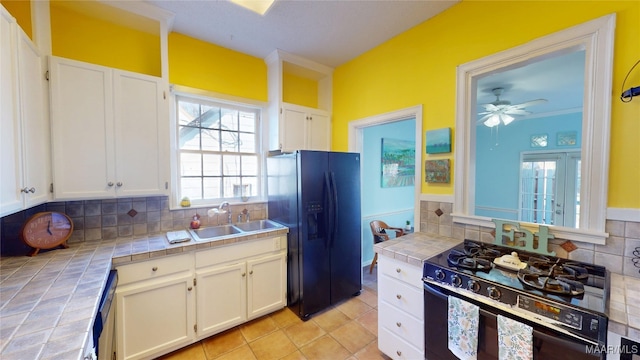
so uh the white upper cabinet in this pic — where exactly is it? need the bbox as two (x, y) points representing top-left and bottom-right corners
(281, 104), (330, 152)
(49, 56), (169, 200)
(0, 6), (50, 217)
(265, 50), (332, 152)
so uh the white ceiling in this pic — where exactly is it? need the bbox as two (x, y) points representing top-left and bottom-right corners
(101, 0), (581, 117)
(476, 50), (585, 120)
(146, 0), (459, 68)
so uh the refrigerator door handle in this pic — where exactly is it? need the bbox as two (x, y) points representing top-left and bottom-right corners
(329, 172), (339, 248)
(324, 172), (333, 248)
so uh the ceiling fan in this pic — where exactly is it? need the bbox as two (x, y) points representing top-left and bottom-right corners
(478, 87), (548, 127)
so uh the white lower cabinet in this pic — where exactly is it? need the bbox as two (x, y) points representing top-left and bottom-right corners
(377, 255), (424, 359)
(116, 254), (195, 360)
(195, 236), (287, 340)
(116, 236), (287, 360)
(196, 262), (247, 336)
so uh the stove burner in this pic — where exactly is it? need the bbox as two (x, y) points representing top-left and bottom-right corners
(518, 259), (589, 296)
(446, 242), (504, 271)
(447, 249), (493, 271)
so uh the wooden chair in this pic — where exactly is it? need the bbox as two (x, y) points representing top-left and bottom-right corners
(369, 220), (405, 274)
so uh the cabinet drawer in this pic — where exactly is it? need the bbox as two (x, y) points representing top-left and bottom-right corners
(379, 274), (424, 318)
(378, 256), (423, 288)
(379, 327), (423, 360)
(117, 253), (192, 285)
(379, 301), (424, 350)
(195, 237), (283, 268)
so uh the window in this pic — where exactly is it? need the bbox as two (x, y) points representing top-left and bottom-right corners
(175, 94), (260, 206)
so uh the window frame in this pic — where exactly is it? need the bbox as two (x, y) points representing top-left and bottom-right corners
(169, 85), (268, 209)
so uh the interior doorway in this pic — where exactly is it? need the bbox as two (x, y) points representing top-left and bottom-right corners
(348, 106), (422, 267)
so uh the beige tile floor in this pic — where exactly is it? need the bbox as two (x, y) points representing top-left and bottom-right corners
(157, 267), (390, 360)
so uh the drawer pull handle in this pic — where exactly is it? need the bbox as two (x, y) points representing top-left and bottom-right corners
(152, 267), (158, 271)
(396, 350), (402, 356)
(396, 268), (401, 273)
(242, 273), (246, 277)
(396, 322), (402, 327)
(249, 270), (253, 275)
(188, 287), (193, 291)
(396, 294), (402, 299)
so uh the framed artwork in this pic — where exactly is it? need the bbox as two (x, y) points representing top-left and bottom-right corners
(530, 134), (548, 148)
(425, 159), (450, 183)
(381, 138), (415, 188)
(557, 131), (577, 146)
(426, 128), (451, 154)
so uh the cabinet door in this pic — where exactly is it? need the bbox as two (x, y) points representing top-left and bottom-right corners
(280, 107), (307, 152)
(50, 57), (115, 199)
(196, 262), (247, 338)
(247, 252), (286, 319)
(116, 274), (195, 360)
(0, 9), (22, 215)
(17, 29), (49, 207)
(113, 71), (168, 196)
(307, 112), (330, 151)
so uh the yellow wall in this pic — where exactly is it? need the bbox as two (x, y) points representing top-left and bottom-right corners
(283, 72), (318, 108)
(168, 32), (267, 101)
(332, 0), (640, 209)
(50, 2), (161, 76)
(1, 0), (31, 39)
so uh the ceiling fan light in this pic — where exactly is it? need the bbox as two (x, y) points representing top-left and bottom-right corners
(484, 114), (501, 127)
(501, 114), (515, 126)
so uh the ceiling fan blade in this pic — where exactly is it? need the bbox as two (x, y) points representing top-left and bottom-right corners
(476, 113), (493, 124)
(482, 104), (499, 111)
(511, 99), (548, 109)
(504, 109), (531, 116)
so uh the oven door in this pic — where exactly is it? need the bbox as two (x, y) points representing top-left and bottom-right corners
(424, 282), (605, 360)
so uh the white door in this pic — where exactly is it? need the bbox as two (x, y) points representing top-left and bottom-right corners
(17, 29), (49, 208)
(281, 107), (307, 151)
(519, 151), (580, 227)
(50, 57), (115, 199)
(113, 71), (167, 197)
(116, 275), (195, 360)
(308, 112), (330, 151)
(247, 252), (286, 319)
(196, 262), (247, 337)
(0, 10), (22, 215)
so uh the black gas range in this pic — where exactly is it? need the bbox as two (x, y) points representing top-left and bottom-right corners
(423, 239), (610, 360)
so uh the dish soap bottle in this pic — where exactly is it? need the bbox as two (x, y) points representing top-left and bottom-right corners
(190, 214), (201, 229)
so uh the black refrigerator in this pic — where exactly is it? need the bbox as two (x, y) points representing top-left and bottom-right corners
(267, 150), (362, 320)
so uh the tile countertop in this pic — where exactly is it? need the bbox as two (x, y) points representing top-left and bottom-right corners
(374, 232), (640, 340)
(0, 226), (288, 360)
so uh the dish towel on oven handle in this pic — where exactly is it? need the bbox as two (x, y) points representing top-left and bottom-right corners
(448, 295), (479, 360)
(497, 314), (534, 360)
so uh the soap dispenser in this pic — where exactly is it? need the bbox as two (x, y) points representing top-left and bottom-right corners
(190, 214), (201, 229)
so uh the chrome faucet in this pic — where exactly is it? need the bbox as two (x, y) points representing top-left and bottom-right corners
(219, 201), (231, 223)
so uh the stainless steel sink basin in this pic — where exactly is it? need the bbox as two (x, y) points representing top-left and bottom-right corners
(189, 225), (242, 241)
(233, 219), (283, 232)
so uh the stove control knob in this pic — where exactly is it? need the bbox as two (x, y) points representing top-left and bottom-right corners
(487, 286), (501, 300)
(451, 275), (462, 287)
(467, 280), (481, 293)
(435, 269), (446, 281)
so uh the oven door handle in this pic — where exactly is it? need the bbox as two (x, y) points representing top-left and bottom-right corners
(424, 281), (603, 352)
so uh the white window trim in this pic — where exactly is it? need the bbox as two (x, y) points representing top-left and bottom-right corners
(168, 84), (268, 210)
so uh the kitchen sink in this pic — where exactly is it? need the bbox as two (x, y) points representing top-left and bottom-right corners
(233, 219), (283, 232)
(189, 225), (242, 241)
